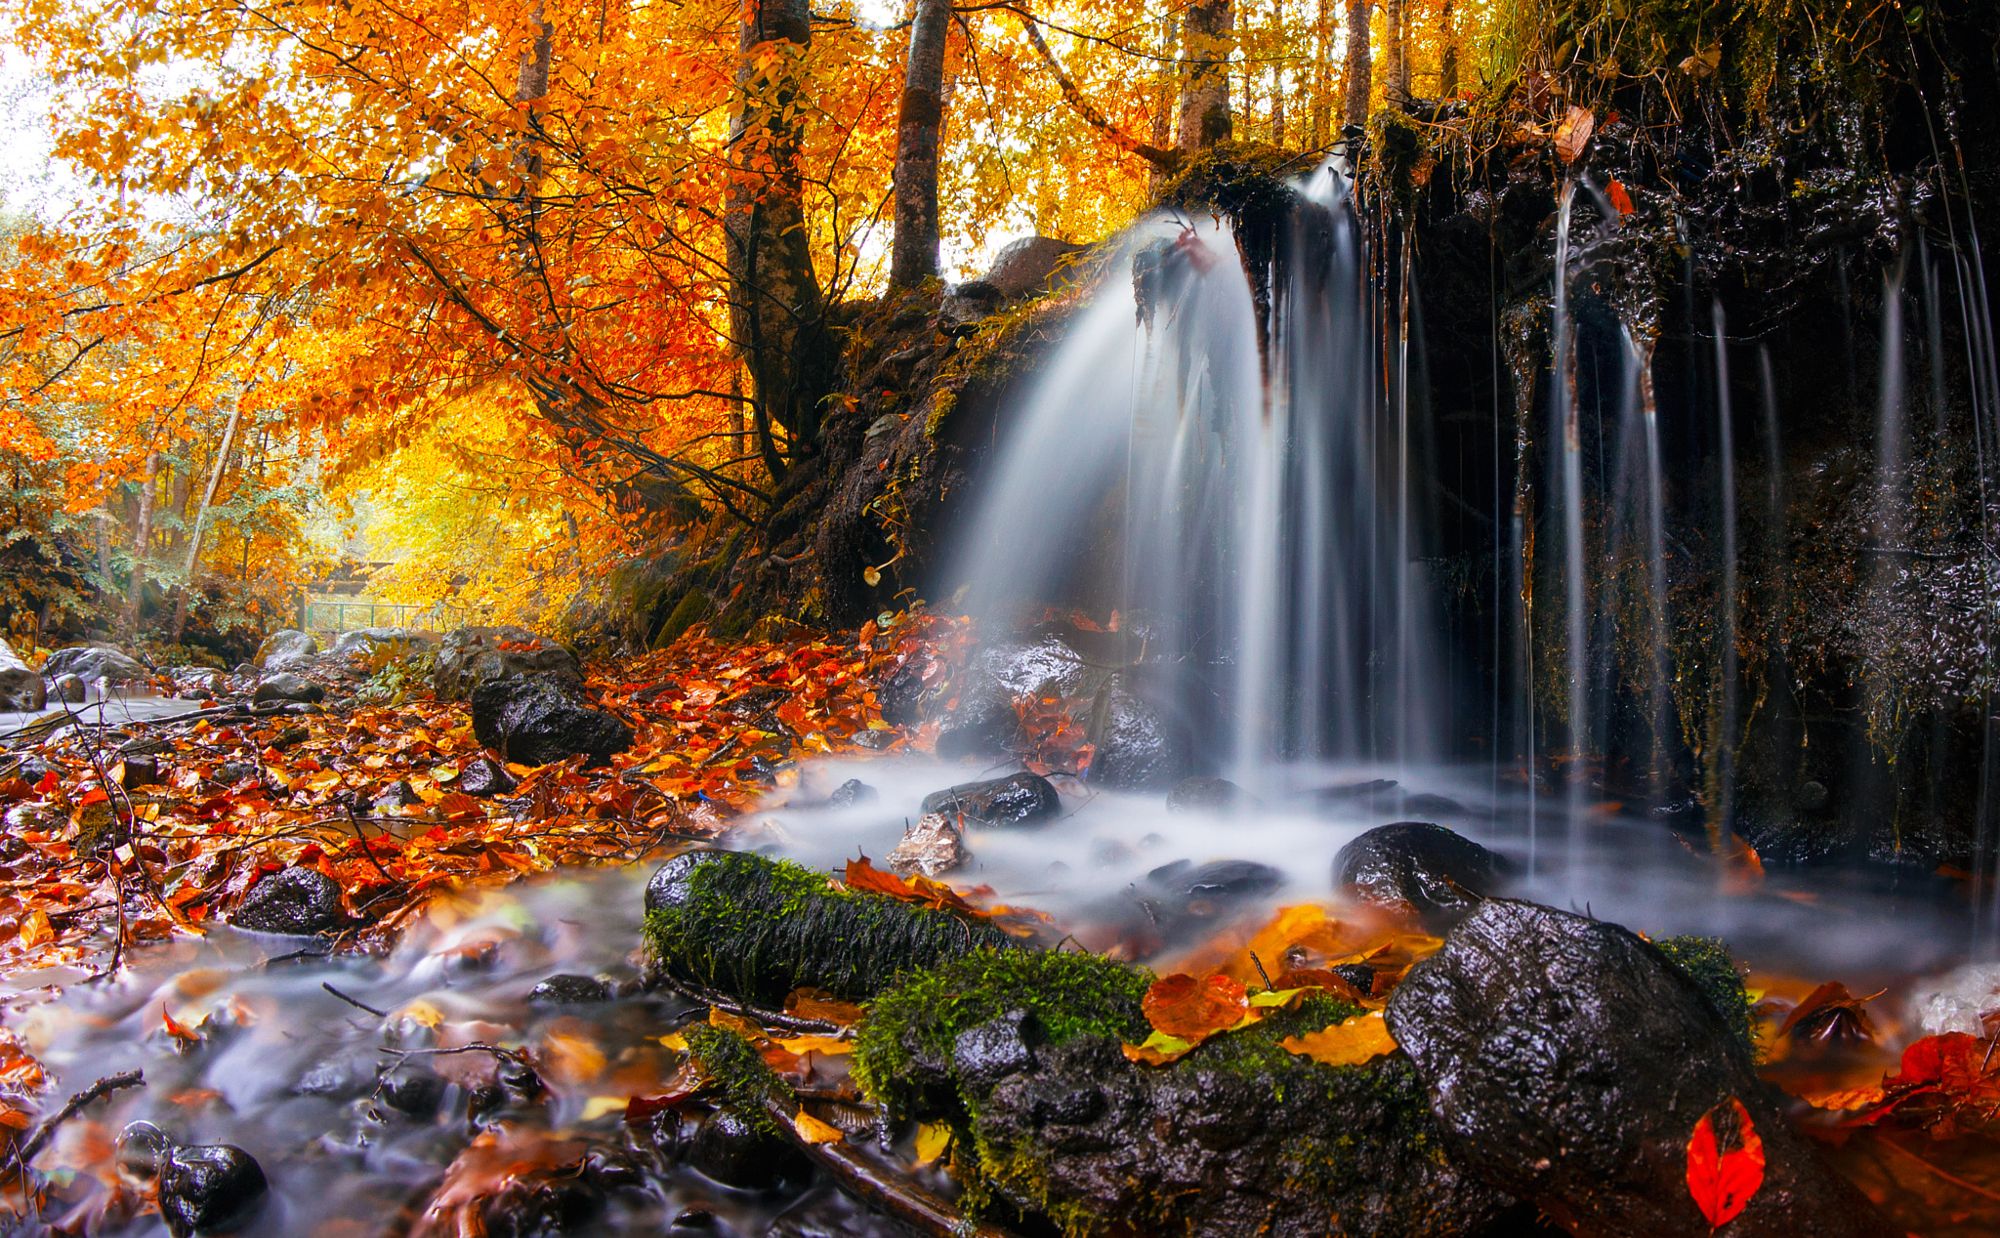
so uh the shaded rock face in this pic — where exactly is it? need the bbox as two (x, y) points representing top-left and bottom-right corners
(1387, 900), (1885, 1237)
(932, 672), (1023, 759)
(1334, 822), (1502, 925)
(49, 674), (86, 704)
(824, 778), (877, 808)
(254, 629), (320, 672)
(470, 676), (633, 767)
(973, 1033), (1518, 1238)
(435, 626), (583, 701)
(156, 1142), (268, 1235)
(981, 235), (1089, 300)
(1086, 683), (1184, 790)
(1134, 858), (1284, 944)
(459, 755), (519, 797)
(977, 634), (1090, 700)
(1165, 776), (1253, 814)
(920, 771), (1060, 827)
(330, 627), (437, 659)
(251, 673), (325, 706)
(0, 638), (45, 711)
(234, 866), (344, 935)
(41, 644), (149, 684)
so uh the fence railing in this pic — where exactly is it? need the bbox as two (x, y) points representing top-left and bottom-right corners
(300, 596), (476, 636)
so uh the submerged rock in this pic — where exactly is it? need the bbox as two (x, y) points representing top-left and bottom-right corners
(434, 625), (582, 700)
(0, 638), (45, 711)
(40, 644), (149, 684)
(920, 771), (1060, 827)
(823, 778), (878, 808)
(251, 673), (325, 706)
(529, 973), (613, 1006)
(234, 866), (344, 935)
(1165, 776), (1253, 813)
(1387, 900), (1885, 1236)
(149, 1139), (268, 1235)
(932, 672), (1023, 759)
(1333, 822), (1502, 925)
(1086, 683), (1184, 790)
(470, 676), (632, 767)
(253, 629), (319, 672)
(888, 812), (968, 878)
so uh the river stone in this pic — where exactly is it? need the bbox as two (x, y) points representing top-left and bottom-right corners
(49, 673), (88, 704)
(331, 626), (437, 659)
(645, 850), (733, 916)
(824, 778), (878, 808)
(156, 1142), (268, 1234)
(1386, 900), (1887, 1237)
(371, 780), (422, 812)
(234, 866), (344, 935)
(1333, 822), (1501, 925)
(976, 633), (1089, 700)
(0, 638), (44, 711)
(1087, 684), (1183, 790)
(40, 644), (149, 684)
(470, 676), (632, 767)
(933, 671), (1023, 759)
(435, 625), (583, 701)
(254, 629), (319, 672)
(1165, 775), (1253, 814)
(688, 1108), (809, 1191)
(921, 771), (1060, 827)
(876, 654), (934, 726)
(379, 1062), (447, 1118)
(251, 673), (325, 706)
(888, 812), (968, 878)
(529, 973), (612, 1006)
(458, 755), (518, 797)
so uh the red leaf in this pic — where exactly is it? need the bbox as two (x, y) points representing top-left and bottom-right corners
(1686, 1095), (1766, 1229)
(1142, 973), (1248, 1042)
(1606, 178), (1636, 218)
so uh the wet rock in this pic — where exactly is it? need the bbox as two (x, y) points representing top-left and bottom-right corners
(371, 780), (422, 812)
(1317, 777), (1401, 804)
(976, 633), (1089, 700)
(687, 1108), (808, 1191)
(435, 625), (583, 701)
(0, 638), (46, 712)
(251, 673), (325, 706)
(1387, 899), (1886, 1236)
(1086, 683), (1184, 790)
(330, 627), (437, 659)
(169, 667), (225, 698)
(254, 629), (320, 672)
(644, 850), (733, 916)
(1165, 776), (1253, 813)
(459, 755), (519, 797)
(823, 778), (877, 808)
(1333, 821), (1502, 924)
(156, 1142), (269, 1235)
(920, 771), (1060, 827)
(876, 655), (933, 726)
(1145, 858), (1283, 908)
(296, 1052), (376, 1099)
(529, 974), (612, 1006)
(50, 673), (88, 704)
(887, 812), (968, 878)
(234, 866), (344, 935)
(932, 672), (1022, 759)
(951, 1009), (1041, 1096)
(379, 1062), (448, 1118)
(471, 676), (632, 767)
(40, 643), (149, 684)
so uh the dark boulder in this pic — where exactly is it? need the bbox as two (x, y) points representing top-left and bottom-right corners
(251, 673), (325, 706)
(932, 672), (1022, 759)
(156, 1142), (269, 1235)
(976, 633), (1089, 700)
(435, 625), (582, 701)
(1386, 900), (1886, 1237)
(1165, 776), (1253, 814)
(0, 638), (45, 711)
(459, 755), (519, 797)
(1334, 822), (1502, 925)
(1086, 683), (1183, 791)
(529, 973), (612, 1006)
(379, 1062), (448, 1118)
(234, 866), (344, 935)
(876, 654), (934, 726)
(41, 644), (149, 684)
(687, 1108), (809, 1191)
(49, 673), (88, 704)
(253, 629), (319, 672)
(920, 771), (1061, 827)
(471, 676), (632, 767)
(824, 778), (878, 808)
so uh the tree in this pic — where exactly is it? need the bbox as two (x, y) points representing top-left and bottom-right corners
(1178, 0), (1234, 151)
(890, 0), (953, 288)
(1383, 0), (1409, 105)
(1344, 0), (1374, 129)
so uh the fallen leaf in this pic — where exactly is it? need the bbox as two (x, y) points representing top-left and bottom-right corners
(1281, 1011), (1398, 1068)
(1143, 973), (1249, 1042)
(792, 1109), (844, 1144)
(1555, 105), (1595, 164)
(1686, 1096), (1766, 1229)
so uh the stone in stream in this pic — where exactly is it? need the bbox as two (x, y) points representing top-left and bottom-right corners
(371, 780), (423, 812)
(251, 673), (325, 706)
(233, 866), (345, 935)
(40, 643), (150, 684)
(823, 777), (878, 808)
(458, 755), (518, 797)
(1386, 900), (1886, 1237)
(470, 675), (632, 767)
(119, 1126), (270, 1237)
(887, 811), (969, 878)
(976, 632), (1090, 700)
(920, 770), (1060, 827)
(253, 628), (320, 672)
(529, 973), (612, 1006)
(932, 671), (1023, 758)
(1085, 682), (1185, 791)
(434, 624), (583, 700)
(1164, 775), (1254, 814)
(687, 1108), (810, 1191)
(378, 1062), (448, 1118)
(1333, 821), (1503, 925)
(49, 673), (87, 704)
(0, 637), (45, 711)
(330, 626), (437, 659)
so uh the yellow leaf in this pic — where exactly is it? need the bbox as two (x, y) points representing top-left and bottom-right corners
(580, 1096), (628, 1121)
(1281, 1011), (1397, 1068)
(792, 1109), (844, 1144)
(914, 1122), (951, 1167)
(1121, 1029), (1196, 1066)
(775, 1034), (853, 1057)
(657, 1031), (688, 1051)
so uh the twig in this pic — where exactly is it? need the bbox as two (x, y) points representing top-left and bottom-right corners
(19, 1070), (144, 1163)
(322, 982), (387, 1018)
(670, 982), (850, 1037)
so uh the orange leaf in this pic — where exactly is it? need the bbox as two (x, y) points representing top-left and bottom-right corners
(1685, 1096), (1765, 1229)
(1280, 1011), (1397, 1067)
(161, 1004), (203, 1048)
(1606, 178), (1636, 218)
(1143, 973), (1248, 1042)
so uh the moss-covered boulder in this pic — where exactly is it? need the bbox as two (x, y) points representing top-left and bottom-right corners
(642, 850), (1019, 1005)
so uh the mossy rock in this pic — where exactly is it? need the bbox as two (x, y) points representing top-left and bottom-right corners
(855, 948), (1519, 1237)
(1654, 934), (1758, 1052)
(642, 850), (1019, 1006)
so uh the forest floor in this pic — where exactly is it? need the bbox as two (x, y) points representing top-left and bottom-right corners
(0, 616), (1995, 1234)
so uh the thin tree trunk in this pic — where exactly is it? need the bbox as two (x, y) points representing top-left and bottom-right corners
(170, 395), (245, 644)
(1342, 0), (1372, 130)
(1383, 0), (1408, 105)
(890, 0), (951, 288)
(123, 452), (159, 639)
(1438, 0), (1459, 98)
(1309, 0), (1333, 148)
(1268, 0), (1286, 144)
(728, 0), (835, 464)
(1150, 14), (1177, 194)
(1177, 0), (1234, 151)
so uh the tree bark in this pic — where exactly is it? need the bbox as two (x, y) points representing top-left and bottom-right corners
(1438, 0), (1459, 99)
(1383, 0), (1408, 105)
(170, 394), (245, 644)
(1309, 0), (1333, 148)
(727, 0), (836, 462)
(1342, 0), (1372, 130)
(889, 0), (951, 289)
(1176, 0), (1234, 152)
(123, 452), (159, 638)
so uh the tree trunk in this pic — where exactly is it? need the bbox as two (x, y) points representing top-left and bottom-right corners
(1438, 0), (1459, 98)
(889, 0), (951, 289)
(1150, 14), (1176, 194)
(727, 0), (836, 464)
(124, 451), (159, 638)
(170, 395), (246, 644)
(1309, 0), (1333, 148)
(1383, 0), (1408, 105)
(1342, 0), (1372, 130)
(1176, 0), (1233, 152)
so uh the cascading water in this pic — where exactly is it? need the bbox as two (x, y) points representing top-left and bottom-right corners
(949, 162), (1443, 782)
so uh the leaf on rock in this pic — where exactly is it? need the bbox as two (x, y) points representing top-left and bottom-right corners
(792, 1109), (844, 1144)
(1777, 981), (1882, 1044)
(1280, 1010), (1397, 1068)
(1143, 972), (1249, 1042)
(1685, 1095), (1766, 1229)
(1554, 105), (1595, 164)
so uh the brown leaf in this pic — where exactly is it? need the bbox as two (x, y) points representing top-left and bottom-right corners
(1554, 105), (1595, 164)
(1143, 973), (1248, 1042)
